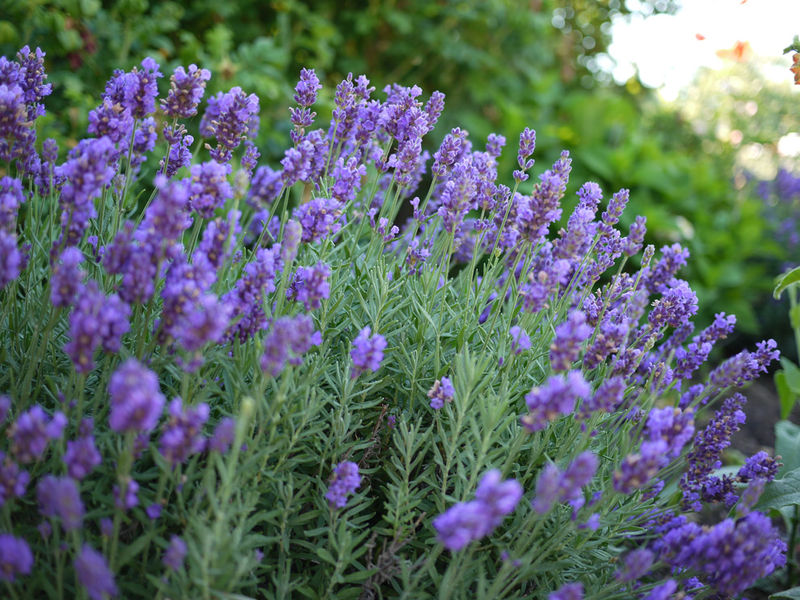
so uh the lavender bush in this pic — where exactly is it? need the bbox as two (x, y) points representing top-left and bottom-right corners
(0, 46), (788, 598)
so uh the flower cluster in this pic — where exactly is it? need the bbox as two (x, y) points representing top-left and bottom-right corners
(433, 470), (522, 551)
(325, 461), (361, 508)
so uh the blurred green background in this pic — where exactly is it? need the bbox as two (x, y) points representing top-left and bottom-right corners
(2, 0), (798, 354)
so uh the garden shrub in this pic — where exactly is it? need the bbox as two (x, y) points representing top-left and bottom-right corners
(0, 46), (789, 598)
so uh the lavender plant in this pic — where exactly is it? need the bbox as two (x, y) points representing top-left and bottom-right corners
(0, 46), (788, 599)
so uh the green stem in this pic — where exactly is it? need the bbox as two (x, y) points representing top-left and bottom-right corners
(789, 505), (799, 588)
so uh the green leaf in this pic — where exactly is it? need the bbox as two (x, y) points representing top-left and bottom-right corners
(756, 467), (800, 511)
(792, 305), (800, 330)
(771, 587), (800, 599)
(774, 266), (800, 299)
(776, 421), (800, 476)
(782, 358), (800, 393)
(776, 371), (797, 421)
(316, 547), (336, 565)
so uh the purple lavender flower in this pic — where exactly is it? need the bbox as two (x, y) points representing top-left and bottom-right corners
(533, 452), (598, 514)
(87, 98), (134, 143)
(509, 325), (531, 354)
(326, 461), (361, 508)
(486, 133), (506, 159)
(75, 545), (117, 600)
(645, 407), (695, 458)
(113, 477), (139, 510)
(294, 197), (344, 243)
(0, 395), (9, 423)
(240, 140), (260, 177)
(160, 126), (193, 178)
(281, 131), (329, 186)
(474, 469), (523, 527)
(163, 536), (188, 571)
(0, 82), (34, 163)
(50, 246), (84, 307)
(0, 230), (22, 289)
(616, 548), (654, 582)
(108, 359), (165, 433)
(437, 158), (478, 234)
(351, 326), (387, 378)
(56, 137), (116, 246)
(64, 426), (102, 480)
(406, 238), (432, 275)
(553, 193), (598, 262)
(281, 219), (302, 264)
(0, 534), (33, 582)
(583, 316), (629, 370)
(248, 165), (283, 207)
(673, 340), (712, 381)
(260, 314), (322, 376)
(514, 127), (536, 182)
(656, 511), (785, 596)
(160, 398), (210, 465)
(548, 582), (583, 600)
(647, 280), (698, 331)
(0, 176), (24, 231)
(680, 394), (746, 510)
(331, 157), (367, 203)
(293, 68), (322, 107)
(550, 310), (592, 372)
(175, 293), (233, 359)
(643, 580), (676, 600)
(434, 470), (521, 551)
(287, 262), (331, 310)
(162, 64), (211, 119)
(290, 68), (322, 139)
(209, 417), (236, 453)
(424, 91), (446, 133)
(433, 500), (491, 551)
(613, 440), (667, 494)
(581, 376), (625, 416)
(125, 57), (163, 118)
(201, 87), (259, 162)
(0, 452), (29, 506)
(9, 405), (66, 464)
(737, 478), (767, 515)
(521, 371), (590, 432)
(99, 518), (114, 537)
(709, 339), (779, 390)
(518, 257), (572, 314)
(428, 377), (455, 409)
(643, 243), (690, 295)
(37, 475), (84, 531)
(188, 160), (233, 219)
(601, 188), (629, 228)
(739, 451), (779, 482)
(623, 215), (647, 256)
(432, 127), (469, 177)
(223, 245), (280, 342)
(15, 46), (52, 114)
(64, 282), (131, 373)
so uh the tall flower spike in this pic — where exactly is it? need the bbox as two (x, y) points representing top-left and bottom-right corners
(351, 326), (387, 378)
(326, 461), (361, 508)
(0, 534), (33, 582)
(108, 359), (165, 434)
(513, 127), (536, 182)
(428, 377), (455, 409)
(522, 371), (590, 432)
(162, 64), (211, 119)
(75, 545), (117, 600)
